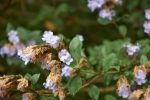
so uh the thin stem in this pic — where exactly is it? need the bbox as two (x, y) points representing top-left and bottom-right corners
(80, 70), (100, 75)
(112, 21), (126, 39)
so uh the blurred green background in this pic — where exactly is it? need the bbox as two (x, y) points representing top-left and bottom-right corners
(0, 0), (150, 100)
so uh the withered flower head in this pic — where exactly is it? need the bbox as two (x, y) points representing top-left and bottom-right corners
(18, 44), (57, 65)
(145, 61), (150, 71)
(54, 87), (66, 100)
(43, 62), (62, 93)
(17, 78), (31, 92)
(129, 89), (145, 100)
(134, 65), (147, 85)
(144, 86), (150, 100)
(116, 75), (130, 98)
(22, 93), (36, 100)
(79, 58), (89, 68)
(0, 75), (21, 98)
(42, 54), (57, 70)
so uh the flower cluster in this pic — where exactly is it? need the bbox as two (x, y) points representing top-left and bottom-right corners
(117, 63), (150, 99)
(87, 0), (122, 20)
(144, 9), (150, 35)
(17, 30), (73, 99)
(61, 65), (73, 77)
(58, 49), (73, 77)
(123, 43), (141, 56)
(0, 30), (36, 58)
(8, 30), (20, 45)
(134, 66), (147, 85)
(117, 76), (131, 98)
(58, 49), (73, 65)
(42, 31), (60, 48)
(0, 75), (31, 99)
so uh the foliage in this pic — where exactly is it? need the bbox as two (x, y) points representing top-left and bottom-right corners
(0, 0), (150, 100)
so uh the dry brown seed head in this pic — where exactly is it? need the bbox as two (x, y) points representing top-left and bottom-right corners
(57, 42), (66, 51)
(17, 78), (31, 92)
(145, 61), (150, 71)
(129, 89), (145, 100)
(46, 62), (62, 84)
(54, 87), (66, 100)
(0, 75), (21, 98)
(143, 86), (150, 99)
(48, 60), (62, 68)
(79, 58), (89, 68)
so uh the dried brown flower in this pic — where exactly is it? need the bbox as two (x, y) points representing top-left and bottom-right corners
(143, 86), (150, 100)
(54, 87), (66, 100)
(17, 78), (31, 92)
(0, 75), (21, 98)
(79, 58), (89, 68)
(129, 89), (145, 100)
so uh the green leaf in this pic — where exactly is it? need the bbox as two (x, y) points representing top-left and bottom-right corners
(140, 55), (148, 65)
(69, 37), (82, 67)
(24, 73), (32, 80)
(119, 25), (127, 36)
(17, 26), (28, 41)
(113, 74), (120, 80)
(29, 30), (42, 43)
(47, 97), (58, 100)
(97, 17), (110, 25)
(6, 23), (14, 33)
(37, 95), (47, 100)
(85, 73), (95, 79)
(30, 73), (40, 84)
(140, 45), (150, 55)
(108, 66), (120, 71)
(68, 75), (82, 96)
(105, 95), (117, 100)
(104, 74), (114, 85)
(102, 54), (118, 72)
(88, 85), (100, 100)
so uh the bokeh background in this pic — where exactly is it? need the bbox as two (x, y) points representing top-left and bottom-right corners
(0, 0), (150, 100)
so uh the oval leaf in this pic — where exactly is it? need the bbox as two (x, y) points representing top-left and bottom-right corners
(119, 25), (127, 36)
(105, 94), (117, 100)
(97, 17), (110, 25)
(68, 75), (82, 96)
(30, 73), (40, 84)
(140, 55), (148, 65)
(88, 85), (100, 100)
(6, 23), (14, 33)
(69, 37), (82, 67)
